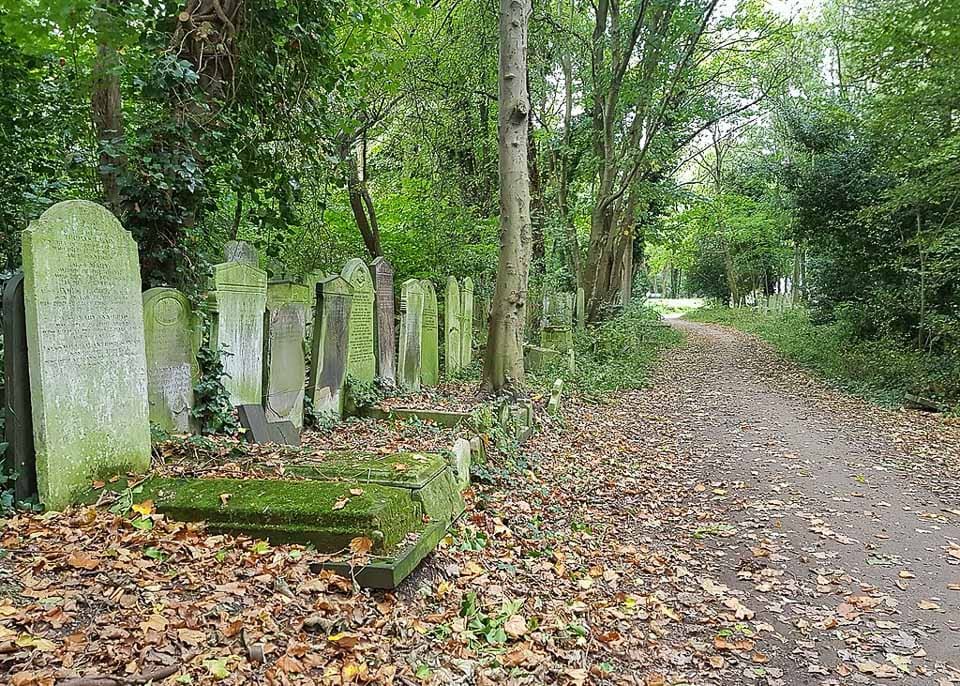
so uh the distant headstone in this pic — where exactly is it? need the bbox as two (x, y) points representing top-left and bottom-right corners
(547, 378), (564, 416)
(143, 288), (199, 434)
(308, 275), (353, 417)
(397, 279), (424, 391)
(224, 240), (258, 265)
(341, 259), (376, 383)
(575, 287), (586, 329)
(369, 257), (396, 384)
(208, 260), (268, 406)
(541, 291), (574, 353)
(420, 280), (439, 387)
(263, 281), (310, 430)
(444, 277), (462, 376)
(450, 438), (471, 489)
(2, 273), (37, 502)
(460, 277), (474, 366)
(21, 200), (150, 509)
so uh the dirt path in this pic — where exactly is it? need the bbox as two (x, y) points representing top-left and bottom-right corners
(648, 320), (960, 684)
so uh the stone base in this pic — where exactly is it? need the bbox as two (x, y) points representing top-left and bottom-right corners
(540, 326), (573, 353)
(361, 406), (471, 428)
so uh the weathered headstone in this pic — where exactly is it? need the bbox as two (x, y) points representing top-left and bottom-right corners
(224, 240), (258, 265)
(237, 404), (299, 446)
(22, 200), (150, 509)
(301, 270), (326, 342)
(143, 288), (199, 435)
(369, 257), (397, 384)
(420, 280), (439, 387)
(397, 279), (424, 391)
(308, 275), (353, 417)
(2, 273), (37, 502)
(444, 277), (462, 376)
(263, 281), (310, 430)
(460, 277), (475, 366)
(449, 438), (472, 489)
(575, 286), (586, 330)
(208, 260), (268, 406)
(341, 259), (376, 383)
(541, 291), (574, 353)
(547, 378), (564, 416)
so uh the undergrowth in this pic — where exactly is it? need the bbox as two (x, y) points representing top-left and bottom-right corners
(527, 302), (682, 400)
(687, 306), (960, 411)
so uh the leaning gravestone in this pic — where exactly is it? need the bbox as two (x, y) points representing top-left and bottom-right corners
(398, 279), (424, 391)
(2, 272), (37, 502)
(460, 277), (475, 366)
(263, 281), (310, 429)
(308, 275), (353, 417)
(208, 259), (268, 406)
(224, 239), (258, 265)
(369, 257), (397, 384)
(444, 277), (462, 376)
(341, 259), (376, 383)
(22, 200), (151, 509)
(420, 280), (439, 387)
(143, 288), (199, 434)
(575, 286), (586, 330)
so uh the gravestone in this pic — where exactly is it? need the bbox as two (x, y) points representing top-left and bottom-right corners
(369, 257), (397, 384)
(308, 275), (353, 417)
(263, 281), (310, 429)
(444, 277), (462, 376)
(21, 200), (151, 509)
(541, 291), (574, 353)
(2, 273), (36, 502)
(460, 277), (475, 366)
(237, 404), (300, 446)
(224, 240), (258, 265)
(301, 270), (326, 343)
(398, 280), (424, 391)
(341, 259), (376, 383)
(143, 288), (199, 434)
(208, 260), (268, 406)
(420, 280), (439, 387)
(575, 287), (586, 330)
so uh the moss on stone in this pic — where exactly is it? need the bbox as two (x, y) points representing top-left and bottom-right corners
(141, 477), (422, 551)
(286, 450), (447, 488)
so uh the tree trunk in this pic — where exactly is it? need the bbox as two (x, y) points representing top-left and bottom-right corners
(528, 114), (545, 276)
(345, 140), (383, 258)
(91, 2), (123, 212)
(482, 0), (532, 393)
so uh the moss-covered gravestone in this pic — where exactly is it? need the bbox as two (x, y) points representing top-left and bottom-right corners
(208, 260), (267, 406)
(398, 279), (424, 391)
(143, 288), (199, 434)
(420, 280), (439, 387)
(369, 257), (396, 384)
(460, 277), (474, 366)
(575, 286), (586, 330)
(308, 275), (352, 417)
(22, 200), (151, 509)
(341, 259), (376, 383)
(3, 272), (37, 502)
(444, 276), (462, 376)
(264, 281), (310, 429)
(541, 291), (574, 353)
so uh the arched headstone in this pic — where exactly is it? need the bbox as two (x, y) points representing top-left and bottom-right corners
(22, 200), (150, 509)
(369, 257), (397, 383)
(341, 259), (376, 383)
(143, 287), (199, 434)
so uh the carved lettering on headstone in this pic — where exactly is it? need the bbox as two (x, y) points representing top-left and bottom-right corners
(308, 276), (353, 417)
(341, 259), (376, 383)
(369, 257), (397, 383)
(420, 280), (439, 387)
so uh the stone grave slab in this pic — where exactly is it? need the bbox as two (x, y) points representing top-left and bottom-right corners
(22, 200), (150, 509)
(444, 277), (462, 376)
(420, 280), (439, 386)
(2, 272), (36, 502)
(308, 275), (352, 418)
(369, 257), (396, 384)
(341, 259), (376, 383)
(263, 280), (310, 429)
(208, 260), (267, 406)
(143, 288), (199, 434)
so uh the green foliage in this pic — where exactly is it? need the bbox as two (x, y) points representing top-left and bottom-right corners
(192, 345), (239, 436)
(687, 307), (960, 410)
(528, 303), (682, 399)
(343, 375), (387, 413)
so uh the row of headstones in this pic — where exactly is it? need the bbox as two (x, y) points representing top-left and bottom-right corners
(1, 200), (480, 509)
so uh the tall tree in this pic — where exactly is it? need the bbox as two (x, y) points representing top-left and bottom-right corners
(482, 0), (532, 392)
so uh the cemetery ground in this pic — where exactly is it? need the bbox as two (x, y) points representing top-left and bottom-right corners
(3, 317), (960, 686)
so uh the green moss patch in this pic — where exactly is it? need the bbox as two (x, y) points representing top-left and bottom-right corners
(286, 450), (448, 488)
(141, 477), (422, 551)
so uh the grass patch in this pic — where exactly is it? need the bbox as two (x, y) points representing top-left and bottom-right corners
(686, 306), (960, 411)
(528, 302), (683, 399)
